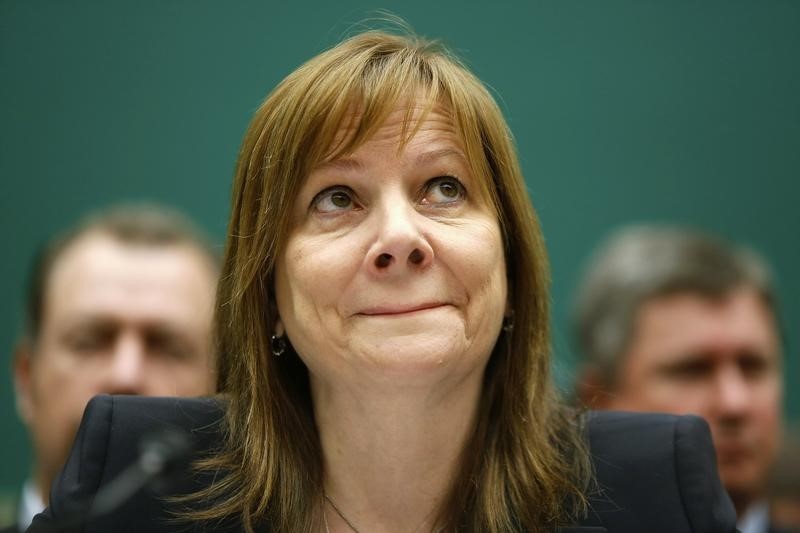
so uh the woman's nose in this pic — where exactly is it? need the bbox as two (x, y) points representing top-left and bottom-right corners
(367, 204), (433, 274)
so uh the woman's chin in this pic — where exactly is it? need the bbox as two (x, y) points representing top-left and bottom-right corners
(347, 332), (488, 385)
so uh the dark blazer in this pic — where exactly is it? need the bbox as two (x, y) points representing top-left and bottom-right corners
(30, 395), (737, 532)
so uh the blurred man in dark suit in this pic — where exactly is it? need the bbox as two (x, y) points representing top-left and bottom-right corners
(5, 204), (219, 533)
(768, 428), (800, 532)
(574, 226), (786, 533)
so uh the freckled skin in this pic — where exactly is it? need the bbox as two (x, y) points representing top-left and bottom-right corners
(604, 288), (782, 512)
(15, 233), (217, 502)
(274, 104), (508, 396)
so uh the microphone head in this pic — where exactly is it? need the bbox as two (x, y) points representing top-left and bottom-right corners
(138, 426), (193, 492)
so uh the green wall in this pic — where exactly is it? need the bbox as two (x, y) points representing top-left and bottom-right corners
(1, 0), (798, 504)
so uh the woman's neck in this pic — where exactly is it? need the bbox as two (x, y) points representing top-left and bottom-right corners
(312, 373), (483, 532)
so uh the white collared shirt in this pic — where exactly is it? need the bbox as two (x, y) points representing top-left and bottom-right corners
(17, 480), (45, 533)
(738, 500), (770, 533)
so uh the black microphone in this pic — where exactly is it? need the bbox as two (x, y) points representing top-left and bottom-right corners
(30, 427), (193, 533)
(89, 427), (192, 517)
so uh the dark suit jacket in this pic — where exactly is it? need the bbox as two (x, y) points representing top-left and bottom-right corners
(30, 395), (738, 532)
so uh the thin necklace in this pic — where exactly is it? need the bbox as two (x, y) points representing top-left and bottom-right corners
(324, 493), (362, 533)
(323, 493), (441, 533)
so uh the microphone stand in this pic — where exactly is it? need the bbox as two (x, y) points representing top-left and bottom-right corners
(29, 427), (192, 533)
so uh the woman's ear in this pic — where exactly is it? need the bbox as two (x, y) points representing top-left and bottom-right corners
(268, 294), (284, 337)
(504, 274), (513, 317)
(504, 295), (514, 318)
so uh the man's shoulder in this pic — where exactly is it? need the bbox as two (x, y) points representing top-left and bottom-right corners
(87, 394), (225, 429)
(32, 395), (230, 533)
(768, 523), (798, 533)
(580, 410), (737, 533)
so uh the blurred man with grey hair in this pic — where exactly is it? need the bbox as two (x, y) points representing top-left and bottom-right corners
(6, 204), (220, 533)
(574, 226), (785, 533)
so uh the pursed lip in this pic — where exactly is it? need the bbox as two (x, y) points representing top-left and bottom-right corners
(357, 302), (449, 316)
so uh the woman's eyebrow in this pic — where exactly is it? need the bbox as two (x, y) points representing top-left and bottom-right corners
(415, 148), (468, 166)
(315, 157), (364, 173)
(314, 148), (466, 174)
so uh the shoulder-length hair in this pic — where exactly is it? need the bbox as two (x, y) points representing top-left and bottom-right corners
(192, 29), (590, 532)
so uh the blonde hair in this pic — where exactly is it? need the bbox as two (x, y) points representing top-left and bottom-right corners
(191, 29), (590, 532)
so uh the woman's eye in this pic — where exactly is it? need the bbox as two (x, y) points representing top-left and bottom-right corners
(312, 187), (357, 213)
(423, 176), (465, 205)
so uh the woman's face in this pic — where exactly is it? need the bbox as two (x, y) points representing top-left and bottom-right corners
(274, 103), (507, 392)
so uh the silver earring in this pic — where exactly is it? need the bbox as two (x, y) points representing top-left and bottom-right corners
(271, 334), (287, 356)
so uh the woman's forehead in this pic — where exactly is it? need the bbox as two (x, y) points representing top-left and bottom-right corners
(319, 100), (461, 164)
